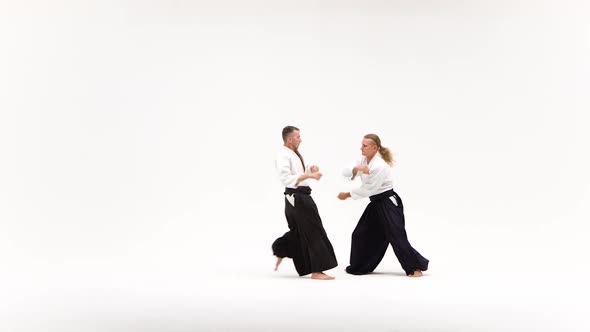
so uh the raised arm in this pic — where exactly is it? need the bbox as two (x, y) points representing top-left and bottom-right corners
(349, 166), (386, 199)
(343, 158), (365, 180)
(338, 165), (386, 200)
(276, 155), (322, 187)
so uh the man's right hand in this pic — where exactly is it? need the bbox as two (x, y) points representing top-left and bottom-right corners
(353, 165), (370, 174)
(337, 192), (351, 200)
(309, 172), (322, 180)
(296, 172), (322, 186)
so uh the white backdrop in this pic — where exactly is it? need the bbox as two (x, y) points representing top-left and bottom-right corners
(2, 1), (589, 331)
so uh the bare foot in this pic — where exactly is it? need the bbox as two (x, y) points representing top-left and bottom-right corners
(408, 270), (423, 278)
(274, 257), (283, 271)
(311, 272), (335, 280)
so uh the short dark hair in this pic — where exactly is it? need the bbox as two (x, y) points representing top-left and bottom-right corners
(282, 125), (299, 142)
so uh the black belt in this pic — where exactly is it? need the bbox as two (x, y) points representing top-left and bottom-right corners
(284, 186), (311, 196)
(369, 189), (395, 202)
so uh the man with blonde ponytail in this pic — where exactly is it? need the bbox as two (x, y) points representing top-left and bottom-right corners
(338, 134), (429, 277)
(272, 126), (338, 280)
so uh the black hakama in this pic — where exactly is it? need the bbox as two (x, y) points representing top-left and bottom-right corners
(272, 186), (338, 276)
(345, 189), (429, 276)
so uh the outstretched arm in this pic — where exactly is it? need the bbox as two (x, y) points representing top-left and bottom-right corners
(338, 165), (369, 199)
(339, 166), (387, 200)
(350, 166), (385, 199)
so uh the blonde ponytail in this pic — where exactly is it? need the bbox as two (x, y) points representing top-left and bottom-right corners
(364, 133), (394, 166)
(379, 146), (394, 166)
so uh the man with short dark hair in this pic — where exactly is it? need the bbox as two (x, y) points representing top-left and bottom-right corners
(272, 126), (338, 280)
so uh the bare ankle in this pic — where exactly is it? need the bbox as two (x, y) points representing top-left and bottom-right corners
(274, 256), (284, 271)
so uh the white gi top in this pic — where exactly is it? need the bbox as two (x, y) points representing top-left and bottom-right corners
(275, 146), (313, 188)
(343, 155), (394, 200)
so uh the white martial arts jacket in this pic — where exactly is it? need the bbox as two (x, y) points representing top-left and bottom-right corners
(275, 146), (314, 189)
(343, 155), (394, 200)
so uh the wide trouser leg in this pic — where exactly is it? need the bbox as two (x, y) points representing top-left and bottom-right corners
(272, 197), (300, 259)
(294, 194), (338, 275)
(346, 206), (388, 275)
(273, 194), (338, 276)
(380, 194), (429, 275)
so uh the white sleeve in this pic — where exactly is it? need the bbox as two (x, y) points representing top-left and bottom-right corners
(342, 163), (355, 180)
(275, 154), (298, 187)
(350, 165), (387, 199)
(342, 159), (362, 180)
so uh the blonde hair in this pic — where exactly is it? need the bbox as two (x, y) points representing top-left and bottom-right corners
(364, 133), (394, 166)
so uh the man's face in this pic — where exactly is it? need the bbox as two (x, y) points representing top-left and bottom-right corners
(361, 138), (377, 157)
(288, 130), (302, 150)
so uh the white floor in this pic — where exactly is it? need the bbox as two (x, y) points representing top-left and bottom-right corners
(3, 217), (588, 332)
